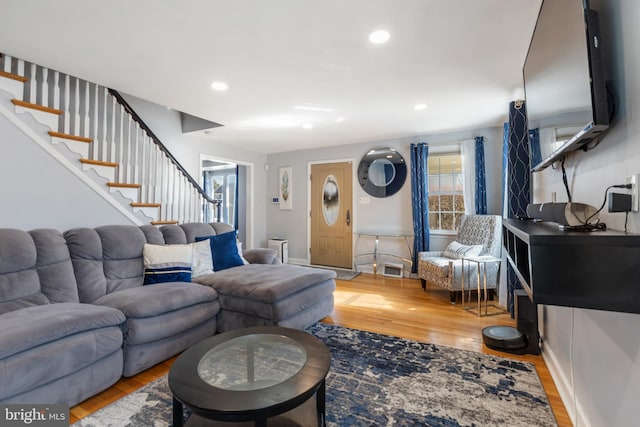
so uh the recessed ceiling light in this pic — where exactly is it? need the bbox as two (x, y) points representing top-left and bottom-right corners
(414, 103), (428, 111)
(294, 105), (333, 112)
(336, 117), (344, 123)
(369, 30), (390, 44)
(210, 81), (228, 91)
(302, 123), (313, 129)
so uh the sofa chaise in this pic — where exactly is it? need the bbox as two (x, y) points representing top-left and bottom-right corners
(145, 222), (337, 332)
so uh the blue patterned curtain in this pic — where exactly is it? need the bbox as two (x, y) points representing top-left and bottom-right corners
(507, 101), (531, 218)
(504, 100), (531, 315)
(410, 143), (429, 273)
(474, 136), (487, 214)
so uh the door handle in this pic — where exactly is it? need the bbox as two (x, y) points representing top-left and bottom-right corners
(346, 209), (351, 226)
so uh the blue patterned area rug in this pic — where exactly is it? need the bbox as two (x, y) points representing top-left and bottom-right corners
(73, 323), (557, 427)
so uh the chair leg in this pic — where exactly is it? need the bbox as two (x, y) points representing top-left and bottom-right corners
(449, 291), (457, 304)
(420, 278), (426, 290)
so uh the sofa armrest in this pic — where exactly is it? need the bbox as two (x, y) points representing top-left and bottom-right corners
(242, 248), (282, 265)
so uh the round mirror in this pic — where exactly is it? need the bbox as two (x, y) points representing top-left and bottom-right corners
(367, 158), (396, 187)
(357, 148), (407, 198)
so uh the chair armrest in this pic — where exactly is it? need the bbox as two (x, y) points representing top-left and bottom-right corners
(418, 251), (445, 259)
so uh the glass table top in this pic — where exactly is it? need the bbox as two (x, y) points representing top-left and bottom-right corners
(197, 333), (308, 391)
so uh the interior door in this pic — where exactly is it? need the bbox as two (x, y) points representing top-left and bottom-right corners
(310, 162), (353, 268)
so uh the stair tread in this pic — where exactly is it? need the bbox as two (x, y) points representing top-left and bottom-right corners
(131, 202), (161, 207)
(151, 220), (179, 225)
(79, 158), (118, 167)
(11, 99), (63, 115)
(48, 131), (92, 143)
(107, 182), (142, 188)
(0, 70), (28, 83)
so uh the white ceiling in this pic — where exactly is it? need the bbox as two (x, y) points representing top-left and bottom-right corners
(0, 0), (541, 154)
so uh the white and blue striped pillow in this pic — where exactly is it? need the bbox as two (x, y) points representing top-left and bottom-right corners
(143, 243), (193, 285)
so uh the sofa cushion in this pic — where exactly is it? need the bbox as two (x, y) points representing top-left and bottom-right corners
(0, 303), (125, 360)
(178, 223), (217, 243)
(139, 225), (166, 245)
(92, 282), (217, 318)
(143, 243), (193, 285)
(29, 229), (80, 304)
(193, 264), (336, 303)
(196, 231), (245, 271)
(0, 326), (123, 401)
(0, 228), (74, 315)
(64, 227), (108, 303)
(96, 225), (146, 293)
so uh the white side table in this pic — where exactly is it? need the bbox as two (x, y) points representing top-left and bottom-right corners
(461, 256), (505, 316)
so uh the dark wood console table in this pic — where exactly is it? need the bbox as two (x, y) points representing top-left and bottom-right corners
(503, 218), (640, 314)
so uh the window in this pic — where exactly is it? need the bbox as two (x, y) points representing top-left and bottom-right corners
(428, 153), (465, 231)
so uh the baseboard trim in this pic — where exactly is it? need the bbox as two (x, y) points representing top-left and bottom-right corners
(543, 343), (590, 427)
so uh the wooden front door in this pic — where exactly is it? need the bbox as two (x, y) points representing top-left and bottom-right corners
(310, 162), (353, 268)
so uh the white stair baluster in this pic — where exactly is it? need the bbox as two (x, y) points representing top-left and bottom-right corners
(91, 84), (99, 159)
(73, 78), (80, 136)
(151, 149), (159, 209)
(52, 71), (60, 110)
(41, 68), (48, 107)
(144, 138), (155, 203)
(2, 54), (11, 73)
(132, 120), (139, 185)
(29, 63), (37, 104)
(16, 59), (24, 77)
(108, 96), (116, 163)
(113, 104), (126, 182)
(63, 75), (70, 134)
(140, 130), (148, 202)
(154, 146), (162, 205)
(83, 81), (91, 137)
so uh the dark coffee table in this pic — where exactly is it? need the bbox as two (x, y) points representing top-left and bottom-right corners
(168, 326), (330, 427)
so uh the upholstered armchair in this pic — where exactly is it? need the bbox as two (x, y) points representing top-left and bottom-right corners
(418, 215), (502, 303)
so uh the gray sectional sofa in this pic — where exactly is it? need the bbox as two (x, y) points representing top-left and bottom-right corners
(0, 222), (336, 406)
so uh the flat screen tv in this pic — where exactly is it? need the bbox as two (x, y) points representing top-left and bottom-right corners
(524, 0), (610, 172)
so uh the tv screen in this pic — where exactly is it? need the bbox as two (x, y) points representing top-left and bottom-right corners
(524, 0), (610, 172)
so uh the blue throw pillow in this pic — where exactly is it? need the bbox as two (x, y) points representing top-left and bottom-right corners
(196, 230), (245, 272)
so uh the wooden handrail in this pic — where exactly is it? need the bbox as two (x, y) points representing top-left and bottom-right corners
(108, 89), (216, 205)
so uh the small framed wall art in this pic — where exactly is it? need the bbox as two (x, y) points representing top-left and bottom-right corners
(279, 166), (292, 210)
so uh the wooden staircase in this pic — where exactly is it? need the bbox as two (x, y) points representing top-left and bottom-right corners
(0, 55), (211, 226)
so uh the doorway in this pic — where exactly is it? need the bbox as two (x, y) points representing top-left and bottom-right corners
(309, 161), (353, 269)
(201, 157), (250, 247)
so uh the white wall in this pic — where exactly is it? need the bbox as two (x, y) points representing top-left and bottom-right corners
(266, 126), (504, 263)
(121, 94), (269, 249)
(532, 0), (640, 425)
(0, 109), (137, 230)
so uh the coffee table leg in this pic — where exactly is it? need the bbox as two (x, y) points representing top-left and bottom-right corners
(317, 379), (326, 427)
(173, 397), (183, 427)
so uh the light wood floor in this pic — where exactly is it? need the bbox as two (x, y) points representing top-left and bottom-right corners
(70, 274), (570, 426)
